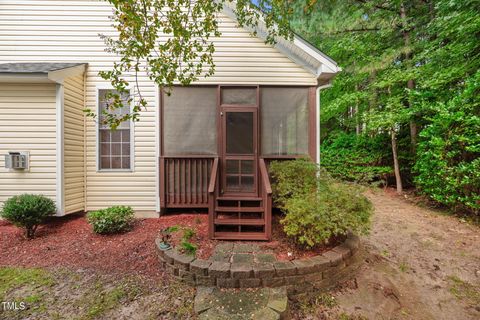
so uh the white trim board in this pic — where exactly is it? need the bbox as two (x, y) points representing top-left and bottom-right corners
(55, 83), (65, 216)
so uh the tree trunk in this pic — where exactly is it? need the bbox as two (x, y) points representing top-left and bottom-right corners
(391, 129), (403, 194)
(354, 82), (360, 135)
(355, 104), (361, 135)
(410, 118), (417, 152)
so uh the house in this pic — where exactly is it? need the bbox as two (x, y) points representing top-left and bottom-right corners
(0, 0), (340, 240)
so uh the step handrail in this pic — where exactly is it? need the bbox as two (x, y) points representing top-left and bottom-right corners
(259, 159), (272, 195)
(208, 157), (219, 194)
(208, 157), (219, 239)
(259, 158), (272, 240)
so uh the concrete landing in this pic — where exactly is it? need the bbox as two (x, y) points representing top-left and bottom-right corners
(194, 286), (289, 320)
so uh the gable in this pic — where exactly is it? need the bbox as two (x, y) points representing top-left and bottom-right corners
(0, 0), (319, 85)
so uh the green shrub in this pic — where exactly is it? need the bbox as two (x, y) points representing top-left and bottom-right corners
(87, 206), (134, 234)
(414, 74), (480, 215)
(0, 194), (56, 239)
(320, 132), (392, 185)
(269, 159), (372, 247)
(269, 158), (318, 208)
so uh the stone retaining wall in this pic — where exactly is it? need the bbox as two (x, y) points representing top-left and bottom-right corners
(155, 233), (362, 293)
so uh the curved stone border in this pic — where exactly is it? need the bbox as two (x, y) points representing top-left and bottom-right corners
(155, 233), (362, 292)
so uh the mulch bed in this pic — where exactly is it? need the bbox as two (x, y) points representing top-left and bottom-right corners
(0, 212), (337, 277)
(0, 213), (211, 279)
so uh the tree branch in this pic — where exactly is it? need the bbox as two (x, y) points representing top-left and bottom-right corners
(327, 27), (381, 35)
(353, 0), (397, 13)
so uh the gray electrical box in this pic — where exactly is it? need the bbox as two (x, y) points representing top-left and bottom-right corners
(5, 152), (29, 170)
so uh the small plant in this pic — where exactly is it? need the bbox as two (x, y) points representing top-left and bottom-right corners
(87, 206), (134, 234)
(159, 225), (179, 249)
(179, 227), (197, 255)
(180, 241), (197, 255)
(269, 159), (372, 248)
(164, 225), (198, 255)
(398, 261), (409, 273)
(0, 194), (56, 239)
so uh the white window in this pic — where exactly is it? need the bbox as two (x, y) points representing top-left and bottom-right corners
(97, 88), (133, 171)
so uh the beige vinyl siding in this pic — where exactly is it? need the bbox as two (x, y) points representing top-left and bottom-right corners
(63, 74), (85, 214)
(0, 0), (317, 212)
(0, 83), (57, 207)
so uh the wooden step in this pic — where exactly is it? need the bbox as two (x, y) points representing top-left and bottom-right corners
(216, 196), (262, 201)
(214, 219), (265, 225)
(214, 232), (269, 241)
(215, 206), (264, 212)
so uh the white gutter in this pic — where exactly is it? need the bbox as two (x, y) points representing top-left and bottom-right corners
(316, 83), (332, 166)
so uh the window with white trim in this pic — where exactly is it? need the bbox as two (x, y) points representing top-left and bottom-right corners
(98, 89), (132, 170)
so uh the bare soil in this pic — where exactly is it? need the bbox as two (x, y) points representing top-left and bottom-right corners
(291, 189), (480, 320)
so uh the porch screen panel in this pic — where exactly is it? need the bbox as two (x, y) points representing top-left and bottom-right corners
(261, 87), (309, 156)
(163, 87), (217, 155)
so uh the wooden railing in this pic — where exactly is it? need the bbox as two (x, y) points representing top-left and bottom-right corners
(208, 158), (219, 238)
(259, 158), (272, 240)
(160, 156), (216, 208)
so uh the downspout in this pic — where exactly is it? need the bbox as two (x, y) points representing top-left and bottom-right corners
(83, 68), (88, 213)
(316, 83), (332, 167)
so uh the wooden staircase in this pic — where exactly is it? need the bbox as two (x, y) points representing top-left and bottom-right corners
(213, 196), (267, 240)
(208, 159), (272, 240)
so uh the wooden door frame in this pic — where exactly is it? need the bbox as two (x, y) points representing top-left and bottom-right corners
(218, 85), (260, 197)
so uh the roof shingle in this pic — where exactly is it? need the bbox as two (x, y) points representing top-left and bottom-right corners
(0, 63), (86, 74)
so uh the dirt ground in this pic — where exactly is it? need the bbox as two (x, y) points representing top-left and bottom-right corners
(293, 189), (480, 320)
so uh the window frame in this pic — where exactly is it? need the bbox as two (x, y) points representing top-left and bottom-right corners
(95, 85), (135, 172)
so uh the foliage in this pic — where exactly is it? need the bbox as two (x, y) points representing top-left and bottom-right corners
(165, 225), (198, 255)
(179, 227), (197, 255)
(269, 158), (318, 208)
(87, 206), (135, 235)
(269, 159), (372, 247)
(414, 72), (480, 215)
(291, 0), (480, 215)
(321, 132), (392, 184)
(1, 194), (56, 239)
(86, 0), (298, 129)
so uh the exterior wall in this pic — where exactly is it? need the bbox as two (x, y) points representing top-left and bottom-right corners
(0, 0), (318, 212)
(0, 83), (57, 207)
(63, 74), (85, 214)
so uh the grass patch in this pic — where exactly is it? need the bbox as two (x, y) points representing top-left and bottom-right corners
(339, 313), (369, 320)
(75, 277), (147, 320)
(448, 275), (480, 306)
(398, 261), (409, 273)
(292, 292), (338, 316)
(0, 267), (54, 300)
(0, 267), (195, 320)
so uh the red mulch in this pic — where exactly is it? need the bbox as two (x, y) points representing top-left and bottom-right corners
(0, 213), (212, 279)
(0, 212), (336, 277)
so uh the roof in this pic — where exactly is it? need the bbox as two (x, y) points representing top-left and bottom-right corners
(220, 3), (341, 85)
(0, 63), (87, 84)
(0, 63), (86, 74)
